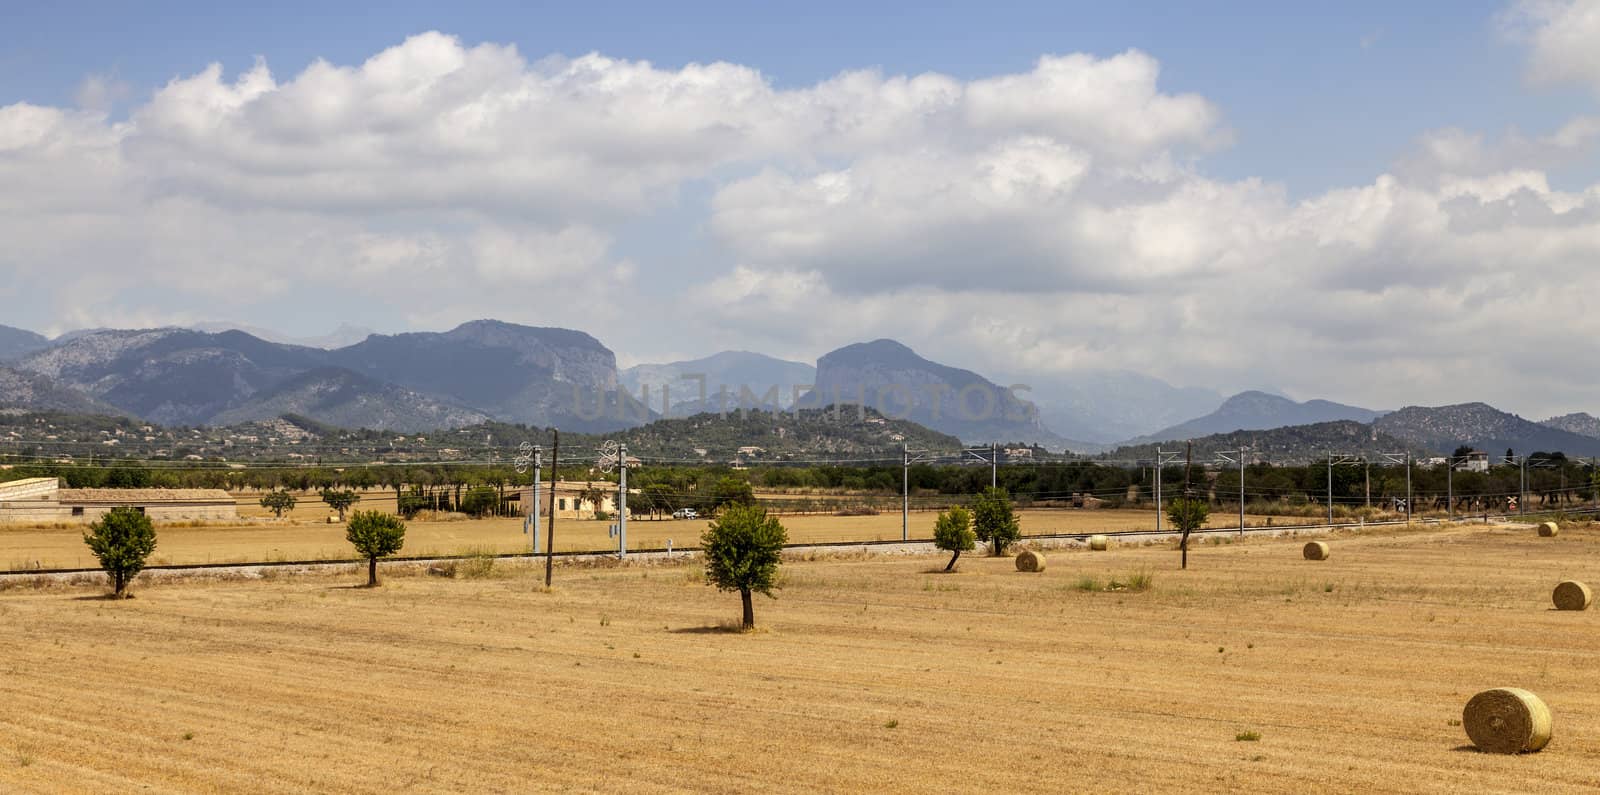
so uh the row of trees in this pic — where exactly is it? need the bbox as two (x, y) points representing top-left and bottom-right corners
(17, 454), (1600, 522)
(83, 507), (407, 598)
(85, 496), (787, 631)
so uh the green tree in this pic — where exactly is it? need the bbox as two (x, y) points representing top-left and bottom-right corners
(700, 503), (788, 629)
(933, 505), (975, 572)
(346, 510), (407, 587)
(971, 487), (1021, 556)
(1166, 496), (1210, 569)
(259, 490), (297, 517)
(82, 506), (157, 598)
(460, 486), (499, 518)
(710, 475), (756, 513)
(319, 488), (361, 521)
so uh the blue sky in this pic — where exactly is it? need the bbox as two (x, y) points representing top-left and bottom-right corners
(6, 0), (1587, 194)
(2, 1), (1599, 417)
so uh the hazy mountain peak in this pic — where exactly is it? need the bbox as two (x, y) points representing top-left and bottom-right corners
(0, 324), (51, 362)
(1541, 412), (1600, 440)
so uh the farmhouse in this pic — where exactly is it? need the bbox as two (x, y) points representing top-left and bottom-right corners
(1455, 450), (1490, 473)
(516, 480), (619, 520)
(0, 477), (238, 523)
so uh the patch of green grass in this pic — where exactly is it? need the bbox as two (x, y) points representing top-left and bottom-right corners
(884, 719), (899, 729)
(1122, 569), (1154, 592)
(182, 732), (194, 741)
(1235, 730), (1261, 742)
(1075, 576), (1101, 592)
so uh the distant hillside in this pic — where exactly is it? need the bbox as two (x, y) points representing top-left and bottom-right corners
(606, 406), (963, 460)
(0, 366), (123, 415)
(0, 404), (963, 465)
(1103, 420), (1423, 463)
(622, 351), (816, 415)
(7, 320), (648, 433)
(1375, 403), (1600, 456)
(208, 367), (490, 432)
(1541, 412), (1600, 440)
(0, 325), (53, 362)
(1125, 391), (1384, 445)
(328, 320), (648, 432)
(12, 328), (329, 425)
(801, 339), (1064, 448)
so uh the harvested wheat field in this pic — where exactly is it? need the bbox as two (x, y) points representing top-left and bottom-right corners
(0, 508), (1273, 571)
(3, 523), (1600, 793)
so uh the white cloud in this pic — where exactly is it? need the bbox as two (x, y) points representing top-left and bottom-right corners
(1503, 0), (1600, 94)
(3, 25), (1600, 420)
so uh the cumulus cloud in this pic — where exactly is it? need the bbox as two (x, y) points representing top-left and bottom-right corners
(2, 25), (1600, 418)
(1503, 0), (1600, 94)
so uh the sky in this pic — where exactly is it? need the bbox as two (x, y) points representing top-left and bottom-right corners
(2, 0), (1599, 418)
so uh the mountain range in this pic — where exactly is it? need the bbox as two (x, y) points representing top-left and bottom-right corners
(1124, 391), (1388, 446)
(1, 320), (1597, 457)
(1374, 404), (1600, 457)
(800, 339), (1064, 447)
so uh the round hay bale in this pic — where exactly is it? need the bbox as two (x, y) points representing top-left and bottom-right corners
(1014, 549), (1046, 573)
(1552, 580), (1592, 611)
(1538, 521), (1559, 538)
(1302, 541), (1330, 561)
(1088, 534), (1109, 551)
(1463, 688), (1552, 754)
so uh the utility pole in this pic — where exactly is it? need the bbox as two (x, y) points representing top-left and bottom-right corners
(1520, 456), (1527, 517)
(1447, 455), (1454, 521)
(991, 442), (998, 489)
(1155, 457), (1162, 532)
(1364, 460), (1370, 508)
(531, 445), (542, 554)
(1406, 452), (1413, 524)
(1238, 447), (1245, 536)
(545, 430), (559, 588)
(617, 443), (629, 559)
(1327, 453), (1333, 527)
(902, 446), (935, 541)
(1181, 440), (1193, 570)
(1213, 447), (1247, 536)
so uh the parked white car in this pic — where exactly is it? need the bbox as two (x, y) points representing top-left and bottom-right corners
(672, 508), (699, 520)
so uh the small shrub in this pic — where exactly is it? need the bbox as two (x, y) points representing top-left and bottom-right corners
(346, 510), (406, 587)
(933, 506), (975, 571)
(1235, 730), (1260, 742)
(259, 490), (296, 518)
(82, 506), (157, 598)
(701, 503), (787, 630)
(884, 719), (899, 729)
(971, 487), (1021, 556)
(1123, 569), (1154, 592)
(1075, 576), (1101, 592)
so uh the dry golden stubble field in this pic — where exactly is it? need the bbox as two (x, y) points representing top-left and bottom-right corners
(2, 523), (1599, 793)
(0, 508), (1278, 570)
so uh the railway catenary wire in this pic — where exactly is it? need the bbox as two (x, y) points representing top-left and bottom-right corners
(5, 507), (1593, 579)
